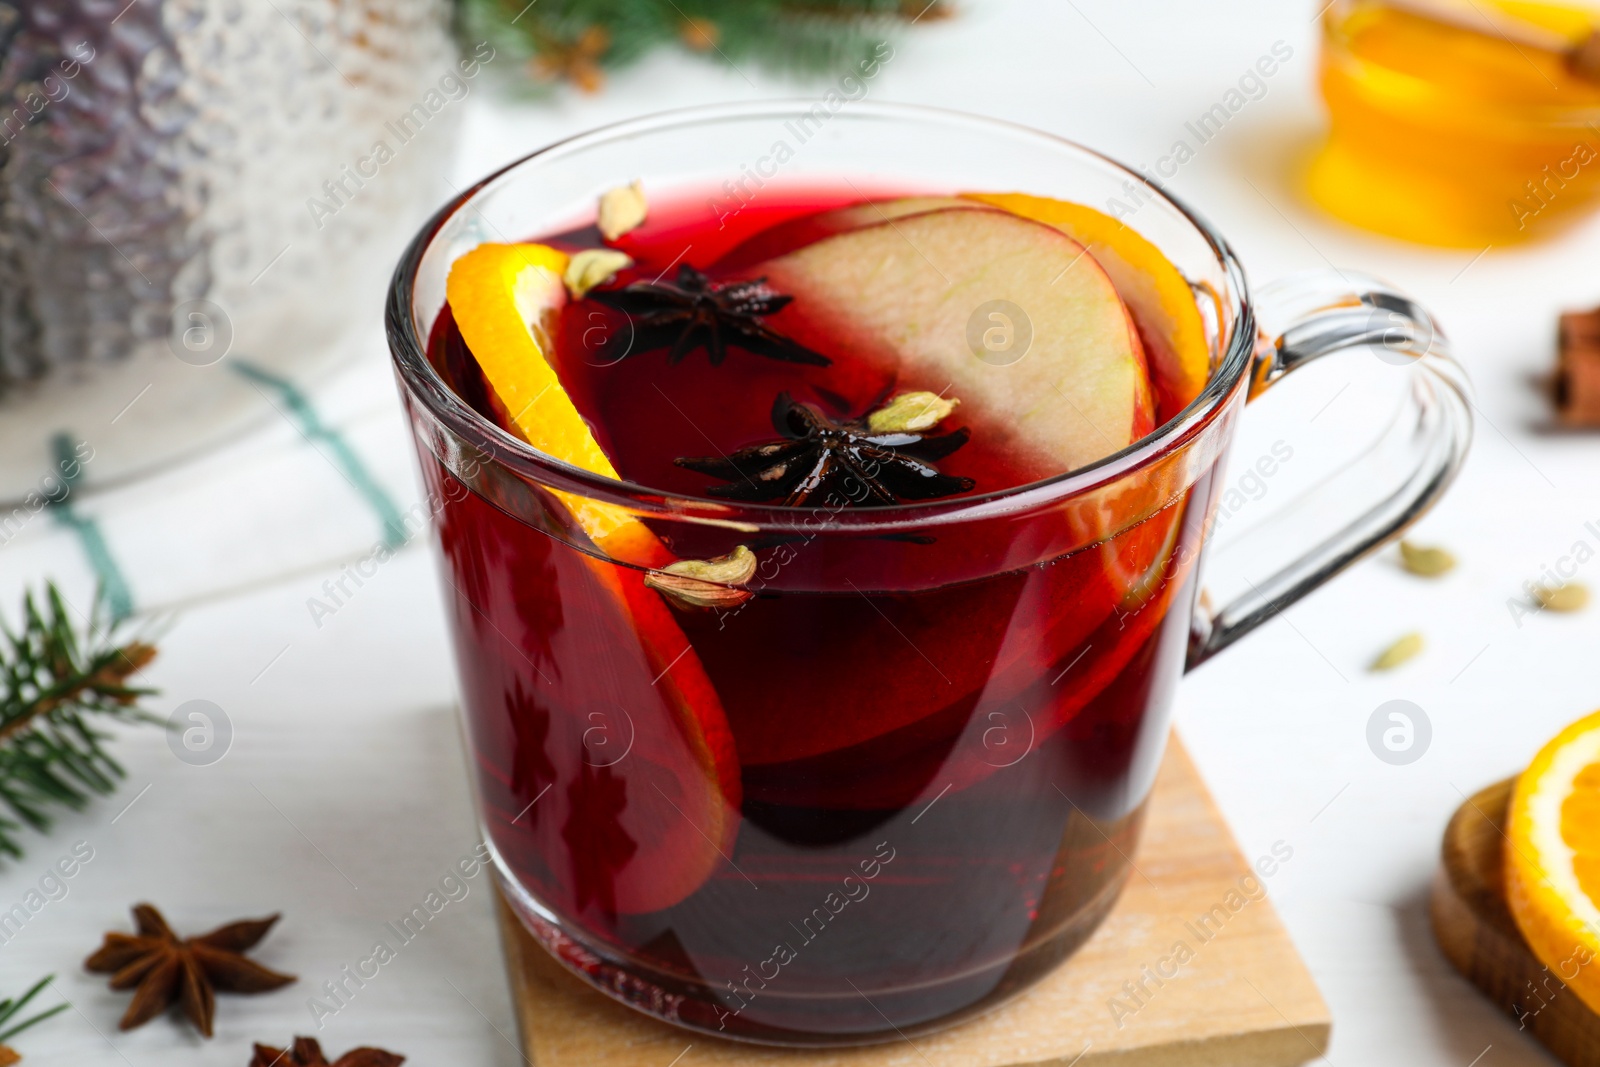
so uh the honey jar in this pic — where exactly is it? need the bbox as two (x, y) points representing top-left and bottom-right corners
(1311, 0), (1600, 245)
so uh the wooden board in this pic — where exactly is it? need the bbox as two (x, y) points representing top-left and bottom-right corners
(1431, 778), (1600, 1067)
(494, 735), (1330, 1067)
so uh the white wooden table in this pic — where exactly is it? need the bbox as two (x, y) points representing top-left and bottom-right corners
(2, 1), (1595, 1062)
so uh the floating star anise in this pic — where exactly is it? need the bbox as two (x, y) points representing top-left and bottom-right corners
(84, 904), (295, 1037)
(586, 264), (830, 366)
(677, 392), (975, 506)
(250, 1036), (405, 1067)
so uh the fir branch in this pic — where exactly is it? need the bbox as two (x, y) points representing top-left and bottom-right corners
(0, 974), (67, 1062)
(456, 0), (948, 88)
(686, 5), (892, 78)
(0, 585), (159, 860)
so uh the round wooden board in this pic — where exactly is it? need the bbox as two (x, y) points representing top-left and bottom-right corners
(1432, 779), (1600, 1066)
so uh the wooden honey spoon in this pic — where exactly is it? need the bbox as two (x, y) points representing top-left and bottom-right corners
(1382, 0), (1600, 83)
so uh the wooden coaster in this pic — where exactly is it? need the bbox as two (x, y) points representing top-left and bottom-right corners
(494, 736), (1330, 1067)
(1432, 779), (1600, 1066)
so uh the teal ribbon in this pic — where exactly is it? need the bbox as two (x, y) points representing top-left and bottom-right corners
(48, 433), (134, 623)
(232, 361), (408, 549)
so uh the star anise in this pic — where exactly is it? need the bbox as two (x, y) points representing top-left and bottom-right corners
(250, 1036), (404, 1067)
(84, 904), (296, 1037)
(677, 392), (975, 506)
(585, 264), (831, 366)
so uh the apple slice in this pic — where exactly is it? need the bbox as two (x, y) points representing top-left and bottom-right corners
(727, 194), (1211, 417)
(717, 196), (970, 270)
(746, 207), (1155, 475)
(962, 193), (1211, 414)
(710, 209), (1165, 779)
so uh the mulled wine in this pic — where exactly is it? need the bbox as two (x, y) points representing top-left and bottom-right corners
(420, 183), (1222, 1043)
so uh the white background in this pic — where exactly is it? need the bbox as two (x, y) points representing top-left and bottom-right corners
(3, 0), (1598, 1063)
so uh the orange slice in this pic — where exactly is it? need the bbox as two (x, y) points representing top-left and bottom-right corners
(962, 192), (1211, 413)
(445, 243), (634, 541)
(446, 242), (741, 913)
(1506, 709), (1600, 1010)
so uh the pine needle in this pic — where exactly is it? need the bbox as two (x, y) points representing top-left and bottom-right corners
(0, 584), (160, 860)
(456, 0), (946, 87)
(0, 974), (67, 1044)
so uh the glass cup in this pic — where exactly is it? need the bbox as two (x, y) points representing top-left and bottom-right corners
(386, 103), (1472, 1046)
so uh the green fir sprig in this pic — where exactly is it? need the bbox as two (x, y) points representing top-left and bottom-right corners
(456, 0), (950, 90)
(0, 585), (159, 860)
(0, 975), (68, 1062)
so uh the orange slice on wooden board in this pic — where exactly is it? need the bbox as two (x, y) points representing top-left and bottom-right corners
(962, 192), (1211, 414)
(446, 242), (741, 913)
(1506, 708), (1600, 1011)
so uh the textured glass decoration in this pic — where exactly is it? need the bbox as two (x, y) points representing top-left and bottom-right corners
(0, 0), (463, 501)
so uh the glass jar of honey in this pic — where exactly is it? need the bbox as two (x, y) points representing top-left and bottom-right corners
(1311, 0), (1600, 246)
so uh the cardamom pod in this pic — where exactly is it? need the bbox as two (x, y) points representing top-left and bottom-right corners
(1399, 540), (1456, 577)
(866, 391), (960, 434)
(598, 180), (648, 241)
(564, 248), (633, 298)
(1534, 582), (1589, 613)
(1371, 632), (1424, 671)
(645, 546), (757, 610)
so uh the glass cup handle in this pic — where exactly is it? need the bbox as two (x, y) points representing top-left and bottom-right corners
(1186, 270), (1475, 669)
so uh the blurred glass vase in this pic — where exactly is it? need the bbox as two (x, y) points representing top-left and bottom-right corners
(0, 0), (470, 502)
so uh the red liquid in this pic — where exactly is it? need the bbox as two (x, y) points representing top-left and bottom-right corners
(420, 188), (1222, 1043)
